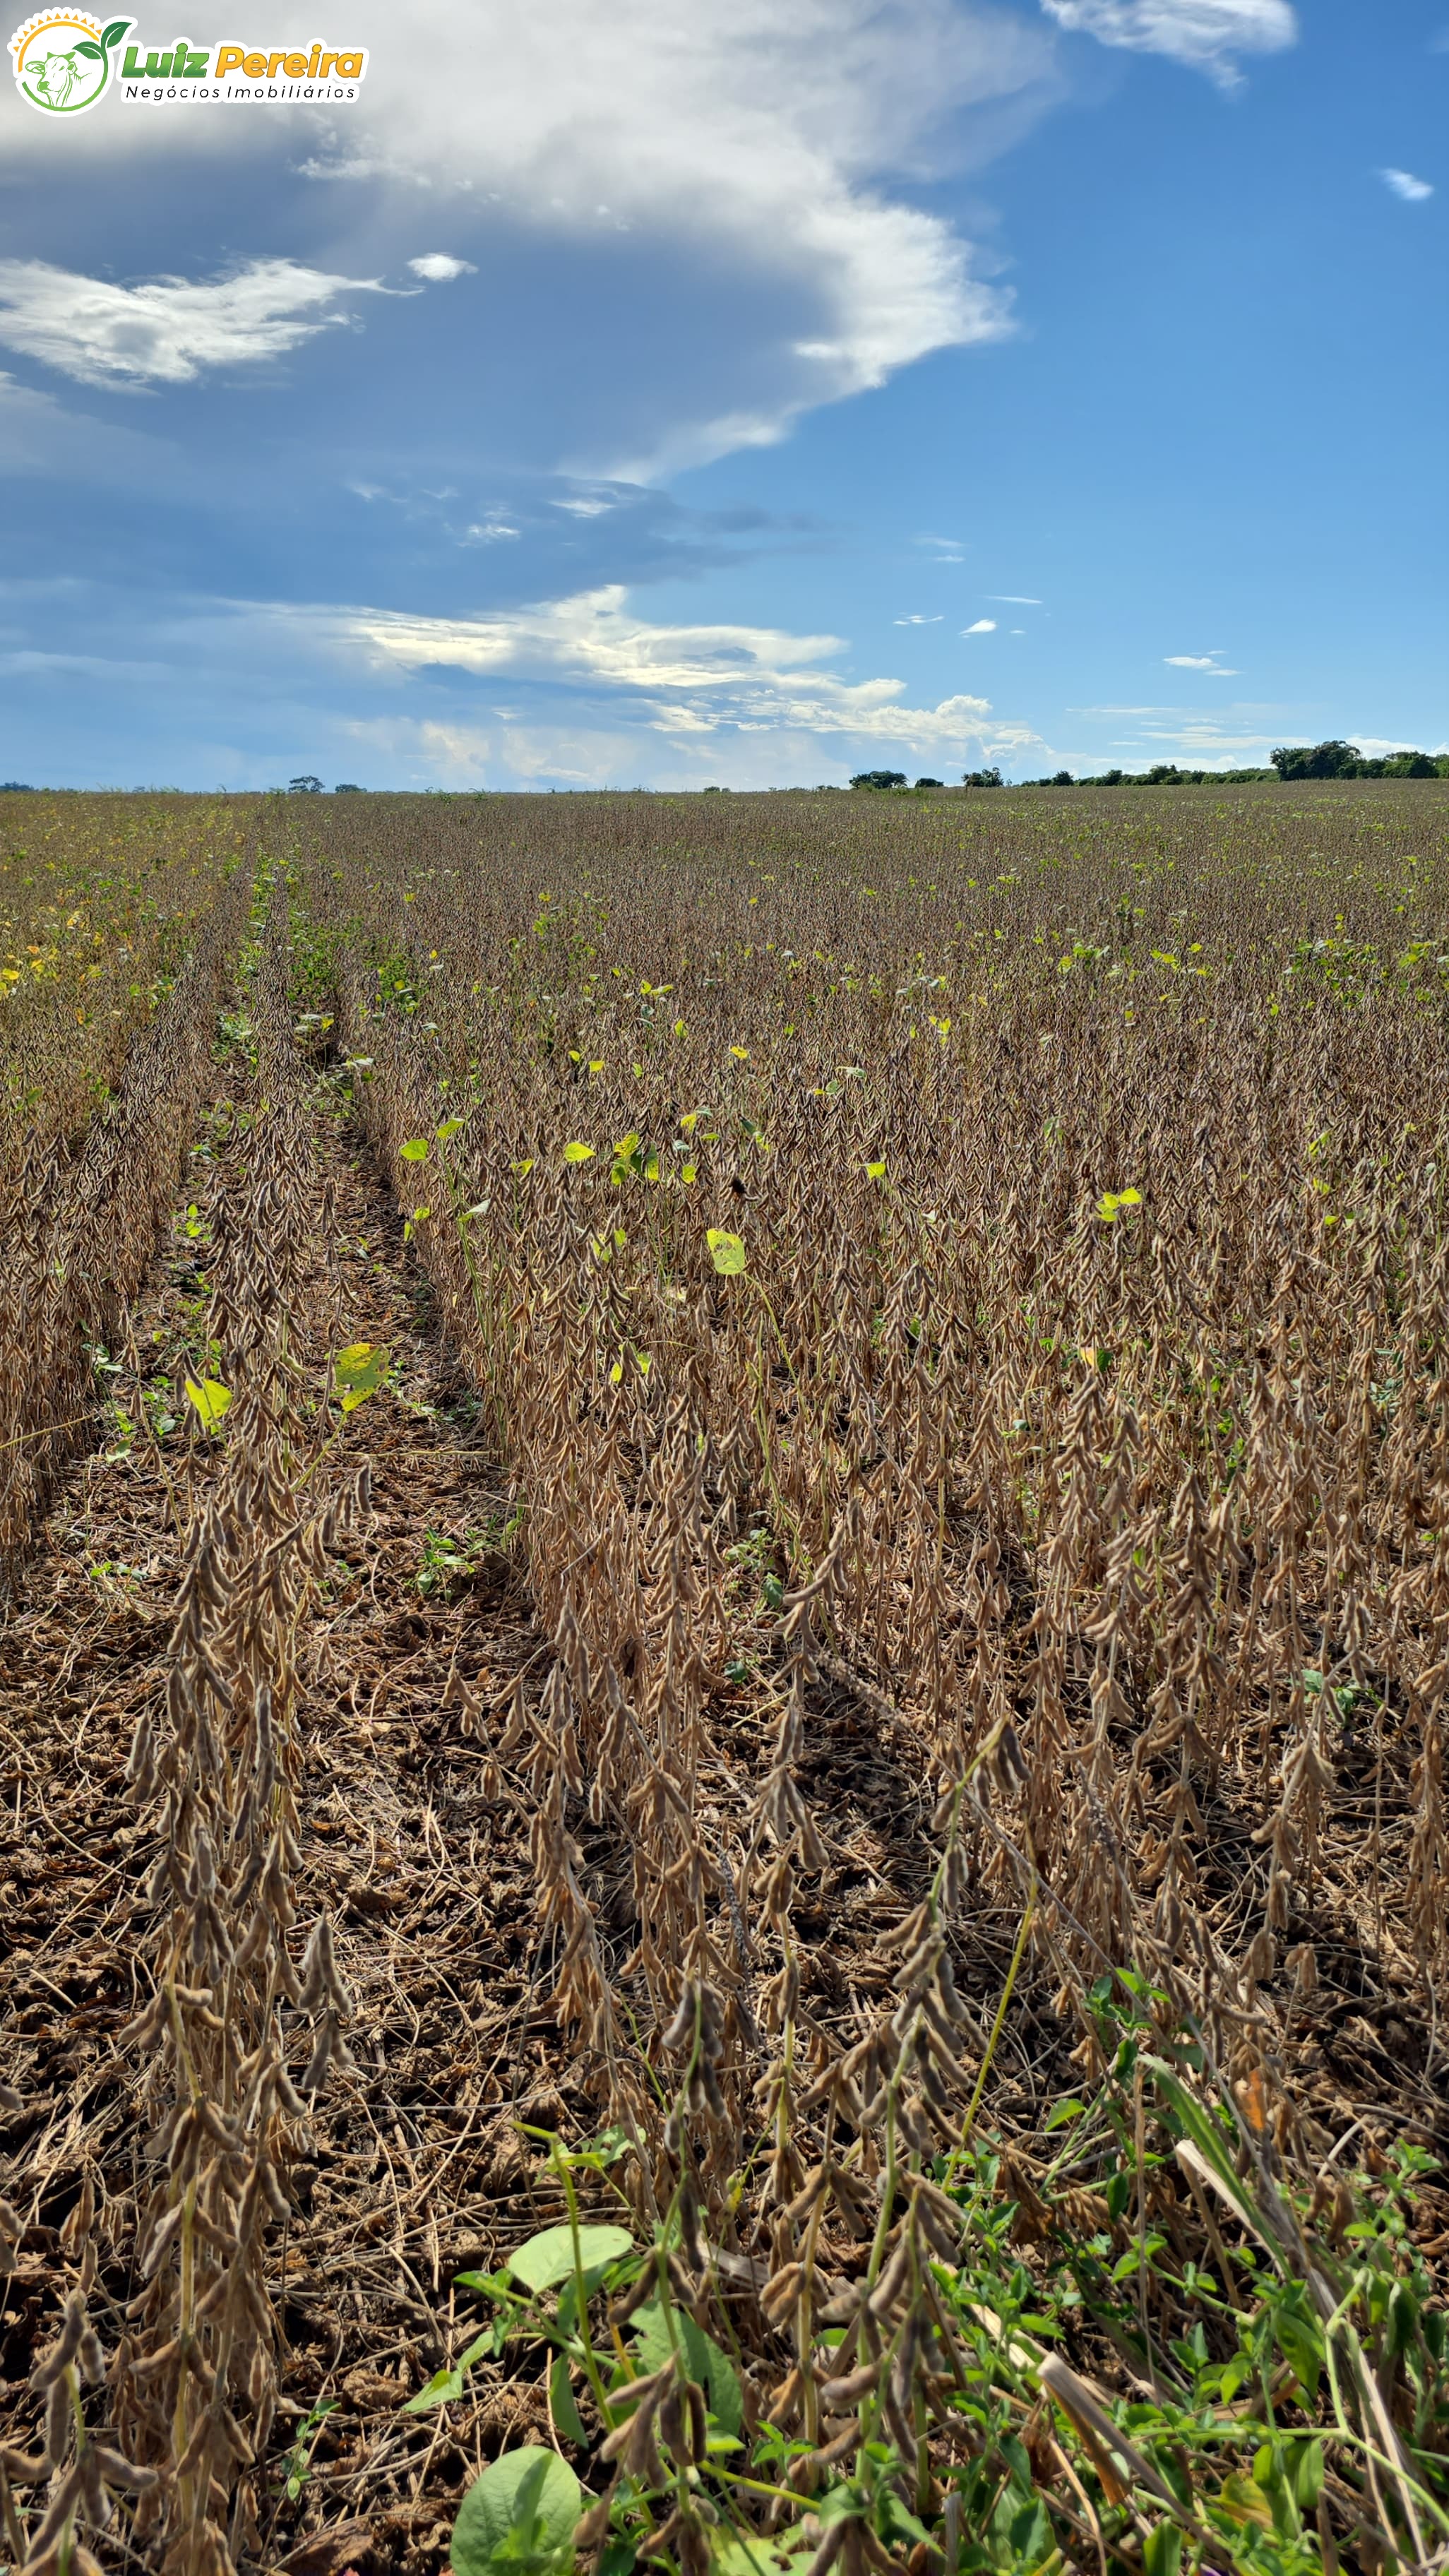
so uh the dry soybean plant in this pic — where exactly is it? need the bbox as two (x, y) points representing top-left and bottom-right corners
(2, 784), (1449, 2576)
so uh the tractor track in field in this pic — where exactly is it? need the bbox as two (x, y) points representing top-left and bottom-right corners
(0, 1021), (600, 2576)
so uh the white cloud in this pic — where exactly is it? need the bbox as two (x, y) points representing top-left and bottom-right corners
(1039, 0), (1296, 85)
(1381, 168), (1433, 203)
(407, 253), (479, 280)
(263, 581), (1010, 752)
(963, 617), (997, 633)
(894, 613), (943, 624)
(1165, 652), (1238, 672)
(463, 518), (521, 542)
(343, 704), (1048, 788)
(0, 258), (378, 386)
(16, 2), (1054, 470)
(915, 533), (967, 562)
(988, 593), (1042, 602)
(335, 0), (1051, 467)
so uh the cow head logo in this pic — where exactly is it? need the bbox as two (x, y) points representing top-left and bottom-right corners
(9, 10), (131, 111)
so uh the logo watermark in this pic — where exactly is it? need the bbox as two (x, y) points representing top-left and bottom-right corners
(9, 12), (129, 112)
(8, 11), (369, 106)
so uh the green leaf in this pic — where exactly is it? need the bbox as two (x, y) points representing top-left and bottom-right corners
(1294, 2437), (1325, 2512)
(451, 2448), (581, 2576)
(508, 2222), (633, 2293)
(407, 2364), (464, 2414)
(1044, 2097), (1087, 2130)
(866, 1159), (886, 1180)
(1142, 2529), (1181, 2576)
(629, 2303), (743, 2437)
(1215, 2471), (1275, 2532)
(549, 2351), (588, 2444)
(102, 18), (132, 44)
(405, 2331), (495, 2414)
(436, 1117), (465, 1142)
(1139, 2514), (1175, 2576)
(706, 1228), (746, 1276)
(73, 38), (102, 54)
(562, 1141), (595, 1164)
(334, 1341), (389, 1412)
(400, 1136), (430, 1161)
(453, 2267), (515, 2301)
(184, 1376), (231, 1431)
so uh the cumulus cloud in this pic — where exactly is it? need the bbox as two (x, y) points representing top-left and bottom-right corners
(1039, 0), (1296, 85)
(7, 1), (1056, 468)
(0, 258), (378, 386)
(963, 617), (997, 633)
(321, 0), (1051, 464)
(407, 253), (479, 280)
(263, 582), (1010, 752)
(1381, 168), (1433, 202)
(1165, 652), (1237, 672)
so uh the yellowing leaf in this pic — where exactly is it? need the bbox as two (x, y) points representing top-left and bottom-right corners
(563, 1142), (595, 1164)
(335, 1342), (390, 1412)
(435, 1118), (465, 1142)
(184, 1376), (232, 1431)
(1215, 2473), (1275, 2532)
(866, 1159), (887, 1181)
(707, 1229), (747, 1277)
(729, 1044), (749, 1060)
(679, 1111), (698, 1132)
(400, 1137), (430, 1162)
(1116, 1186), (1142, 1207)
(511, 1157), (535, 1177)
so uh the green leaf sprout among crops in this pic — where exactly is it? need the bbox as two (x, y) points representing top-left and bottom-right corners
(562, 1141), (595, 1164)
(1096, 1186), (1143, 1222)
(184, 1375), (231, 1431)
(449, 2447), (581, 2576)
(706, 1228), (746, 1275)
(333, 1341), (389, 1412)
(400, 1136), (430, 1162)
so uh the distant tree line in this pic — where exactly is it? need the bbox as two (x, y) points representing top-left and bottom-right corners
(1268, 741), (1445, 780)
(981, 744), (1448, 789)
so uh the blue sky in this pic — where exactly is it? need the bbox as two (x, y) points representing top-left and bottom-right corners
(0, 0), (1443, 787)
